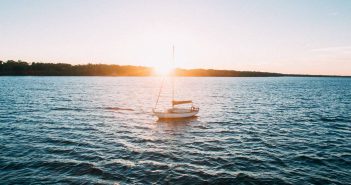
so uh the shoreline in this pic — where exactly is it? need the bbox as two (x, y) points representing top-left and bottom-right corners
(1, 60), (350, 77)
(0, 75), (350, 78)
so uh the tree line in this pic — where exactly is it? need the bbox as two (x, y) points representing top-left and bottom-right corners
(0, 60), (152, 76)
(1, 60), (345, 77)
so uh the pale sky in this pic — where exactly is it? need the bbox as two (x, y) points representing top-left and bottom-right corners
(0, 0), (351, 75)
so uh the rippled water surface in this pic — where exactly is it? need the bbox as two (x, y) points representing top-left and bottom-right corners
(1, 77), (350, 184)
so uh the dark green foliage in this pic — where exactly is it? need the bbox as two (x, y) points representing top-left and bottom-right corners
(0, 60), (348, 77)
(175, 69), (284, 77)
(0, 60), (152, 76)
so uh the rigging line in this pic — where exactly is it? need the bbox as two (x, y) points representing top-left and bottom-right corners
(154, 77), (165, 110)
(172, 45), (175, 108)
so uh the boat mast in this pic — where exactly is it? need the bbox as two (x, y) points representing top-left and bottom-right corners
(172, 45), (175, 108)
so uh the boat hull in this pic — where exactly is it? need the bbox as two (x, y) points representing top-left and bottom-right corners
(154, 110), (199, 119)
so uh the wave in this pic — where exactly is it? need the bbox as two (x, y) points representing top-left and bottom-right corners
(294, 155), (327, 166)
(105, 107), (134, 111)
(320, 116), (349, 123)
(50, 107), (84, 111)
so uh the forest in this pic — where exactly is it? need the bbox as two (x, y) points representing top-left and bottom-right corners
(0, 60), (346, 77)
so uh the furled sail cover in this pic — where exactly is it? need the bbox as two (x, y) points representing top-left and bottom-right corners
(172, 100), (192, 105)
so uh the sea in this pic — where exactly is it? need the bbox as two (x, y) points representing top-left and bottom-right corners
(0, 77), (350, 184)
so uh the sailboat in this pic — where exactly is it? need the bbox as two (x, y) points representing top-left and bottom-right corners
(153, 46), (199, 119)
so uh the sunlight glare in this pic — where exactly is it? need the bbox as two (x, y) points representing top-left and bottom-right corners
(153, 65), (173, 76)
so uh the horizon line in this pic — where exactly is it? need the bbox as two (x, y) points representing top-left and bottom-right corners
(1, 59), (350, 77)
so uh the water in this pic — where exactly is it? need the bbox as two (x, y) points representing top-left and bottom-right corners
(0, 77), (350, 184)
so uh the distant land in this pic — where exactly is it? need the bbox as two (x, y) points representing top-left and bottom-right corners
(0, 60), (349, 77)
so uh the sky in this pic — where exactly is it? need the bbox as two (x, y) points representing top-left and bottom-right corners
(0, 0), (351, 75)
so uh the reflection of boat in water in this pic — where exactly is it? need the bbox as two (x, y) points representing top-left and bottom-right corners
(153, 46), (199, 119)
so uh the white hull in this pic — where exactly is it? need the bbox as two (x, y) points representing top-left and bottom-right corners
(154, 108), (199, 119)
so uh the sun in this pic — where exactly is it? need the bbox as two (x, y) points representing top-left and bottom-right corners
(153, 65), (174, 76)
